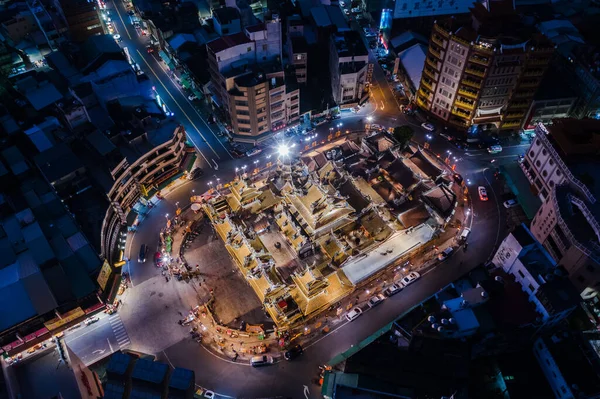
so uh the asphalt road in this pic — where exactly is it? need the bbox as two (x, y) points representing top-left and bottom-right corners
(63, 313), (131, 366)
(91, 7), (528, 397)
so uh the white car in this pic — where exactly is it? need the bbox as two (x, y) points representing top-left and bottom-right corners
(351, 7), (361, 13)
(246, 148), (262, 157)
(503, 199), (518, 208)
(188, 94), (197, 101)
(367, 294), (385, 308)
(112, 34), (121, 42)
(369, 123), (384, 131)
(346, 307), (363, 321)
(478, 186), (489, 201)
(488, 145), (503, 154)
(84, 316), (100, 326)
(401, 272), (421, 287)
(421, 122), (435, 132)
(383, 283), (403, 297)
(339, 1), (346, 6)
(438, 247), (454, 261)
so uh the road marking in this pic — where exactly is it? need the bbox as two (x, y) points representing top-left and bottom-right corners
(482, 167), (502, 262)
(64, 322), (106, 343)
(199, 343), (251, 366)
(135, 49), (215, 167)
(149, 54), (234, 160)
(112, 3), (132, 40)
(107, 337), (114, 353)
(92, 349), (106, 355)
(303, 385), (310, 399)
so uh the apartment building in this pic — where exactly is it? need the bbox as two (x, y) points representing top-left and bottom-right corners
(54, 0), (103, 42)
(329, 31), (369, 107)
(417, 1), (554, 131)
(288, 37), (307, 84)
(227, 68), (299, 138)
(0, 11), (37, 44)
(520, 121), (600, 299)
(207, 16), (298, 141)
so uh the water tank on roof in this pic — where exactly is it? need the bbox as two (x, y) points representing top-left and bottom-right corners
(481, 291), (489, 299)
(441, 318), (449, 325)
(449, 318), (456, 325)
(494, 275), (504, 284)
(431, 323), (440, 330)
(428, 315), (437, 323)
(437, 326), (445, 333)
(460, 300), (469, 308)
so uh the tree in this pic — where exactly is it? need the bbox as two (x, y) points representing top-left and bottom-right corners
(392, 125), (414, 148)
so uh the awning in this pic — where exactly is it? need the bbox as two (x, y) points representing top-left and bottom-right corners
(158, 50), (174, 69)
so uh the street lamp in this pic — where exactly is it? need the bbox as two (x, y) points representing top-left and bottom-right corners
(367, 116), (373, 122)
(277, 144), (290, 157)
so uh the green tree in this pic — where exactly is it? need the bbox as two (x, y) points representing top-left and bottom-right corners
(392, 125), (414, 148)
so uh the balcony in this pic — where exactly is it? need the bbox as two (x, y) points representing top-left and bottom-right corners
(421, 79), (434, 91)
(455, 98), (475, 110)
(508, 100), (529, 109)
(458, 87), (478, 99)
(449, 116), (468, 127)
(520, 80), (539, 88)
(451, 107), (471, 118)
(431, 35), (445, 48)
(423, 67), (437, 80)
(465, 67), (485, 78)
(528, 58), (548, 66)
(416, 95), (429, 109)
(468, 55), (490, 66)
(514, 90), (536, 98)
(452, 35), (471, 47)
(501, 120), (521, 129)
(524, 69), (544, 77)
(472, 43), (494, 54)
(434, 24), (449, 38)
(426, 57), (439, 70)
(462, 78), (482, 89)
(505, 111), (525, 118)
(430, 47), (442, 60)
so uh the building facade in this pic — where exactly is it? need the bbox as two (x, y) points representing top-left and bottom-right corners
(329, 31), (369, 107)
(520, 122), (600, 299)
(54, 0), (103, 42)
(417, 3), (554, 131)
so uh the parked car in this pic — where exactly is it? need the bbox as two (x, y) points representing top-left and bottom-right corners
(187, 168), (203, 180)
(440, 133), (453, 141)
(438, 247), (454, 261)
(84, 316), (100, 326)
(250, 355), (274, 367)
(351, 6), (361, 13)
(369, 123), (384, 131)
(339, 1), (346, 6)
(344, 8), (350, 15)
(367, 294), (385, 308)
(421, 122), (435, 132)
(383, 283), (403, 297)
(284, 345), (303, 360)
(346, 307), (363, 321)
(246, 148), (262, 157)
(146, 45), (154, 54)
(503, 199), (518, 208)
(188, 94), (197, 101)
(112, 34), (121, 42)
(138, 244), (147, 263)
(459, 228), (471, 242)
(488, 145), (503, 154)
(401, 272), (421, 286)
(478, 186), (489, 201)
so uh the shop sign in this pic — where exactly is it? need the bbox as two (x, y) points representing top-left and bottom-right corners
(44, 307), (85, 331)
(97, 260), (113, 291)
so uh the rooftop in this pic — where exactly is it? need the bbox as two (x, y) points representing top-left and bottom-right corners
(207, 32), (252, 53)
(332, 31), (368, 59)
(212, 6), (240, 25)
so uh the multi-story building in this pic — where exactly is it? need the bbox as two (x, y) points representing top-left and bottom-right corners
(227, 67), (299, 138)
(492, 224), (580, 328)
(520, 121), (600, 299)
(288, 37), (307, 84)
(393, 0), (477, 19)
(416, 1), (554, 131)
(207, 16), (297, 142)
(329, 31), (369, 107)
(0, 11), (37, 45)
(54, 0), (103, 42)
(212, 7), (241, 36)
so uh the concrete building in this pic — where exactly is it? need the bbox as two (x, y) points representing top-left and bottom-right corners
(212, 7), (241, 36)
(492, 224), (580, 328)
(54, 0), (103, 42)
(520, 121), (600, 299)
(0, 11), (37, 44)
(329, 31), (369, 107)
(533, 332), (600, 399)
(416, 1), (554, 131)
(394, 0), (477, 19)
(207, 16), (295, 142)
(226, 66), (299, 139)
(288, 36), (307, 84)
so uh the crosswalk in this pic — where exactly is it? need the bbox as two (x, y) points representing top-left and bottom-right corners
(109, 314), (131, 348)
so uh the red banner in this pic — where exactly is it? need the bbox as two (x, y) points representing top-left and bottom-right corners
(24, 333), (37, 342)
(34, 327), (49, 337)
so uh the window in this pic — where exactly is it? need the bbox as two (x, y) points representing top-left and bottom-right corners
(530, 150), (535, 157)
(518, 270), (525, 278)
(561, 387), (567, 395)
(536, 160), (541, 167)
(542, 149), (548, 156)
(247, 47), (252, 52)
(528, 284), (535, 292)
(542, 170), (548, 177)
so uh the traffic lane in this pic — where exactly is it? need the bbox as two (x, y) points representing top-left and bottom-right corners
(109, 0), (230, 164)
(64, 319), (116, 366)
(161, 244), (496, 399)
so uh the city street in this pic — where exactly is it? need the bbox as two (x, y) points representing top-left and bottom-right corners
(70, 9), (532, 397)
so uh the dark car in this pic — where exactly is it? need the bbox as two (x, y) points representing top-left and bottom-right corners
(138, 244), (147, 263)
(284, 345), (303, 361)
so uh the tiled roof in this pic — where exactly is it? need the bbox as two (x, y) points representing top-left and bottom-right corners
(207, 32), (252, 53)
